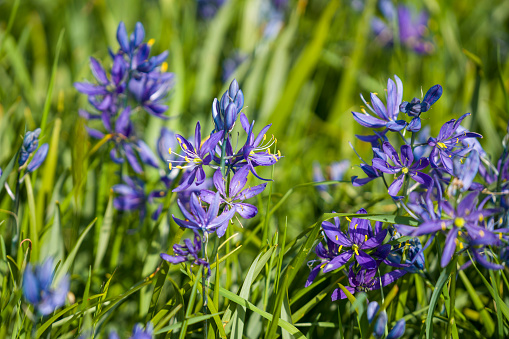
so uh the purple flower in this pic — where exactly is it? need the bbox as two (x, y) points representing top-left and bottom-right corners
(236, 113), (280, 180)
(450, 149), (481, 194)
(366, 301), (405, 338)
(331, 264), (406, 300)
(411, 191), (499, 267)
(387, 237), (425, 273)
(321, 209), (387, 271)
(372, 3), (434, 54)
(172, 192), (236, 236)
(129, 323), (154, 339)
(372, 142), (432, 198)
(400, 85), (442, 118)
(400, 84), (442, 132)
(352, 76), (408, 132)
(128, 71), (175, 119)
(160, 233), (209, 273)
(112, 176), (166, 221)
(26, 143), (49, 173)
(427, 113), (482, 174)
(200, 166), (267, 237)
(170, 122), (223, 192)
(305, 232), (342, 288)
(22, 258), (70, 315)
(212, 79), (244, 133)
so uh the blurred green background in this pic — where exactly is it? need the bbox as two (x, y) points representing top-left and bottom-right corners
(1, 0), (509, 336)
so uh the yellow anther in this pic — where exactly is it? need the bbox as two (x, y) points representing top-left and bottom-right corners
(193, 158), (202, 163)
(454, 218), (465, 227)
(459, 242), (464, 249)
(168, 163), (172, 170)
(354, 224), (358, 230)
(338, 245), (343, 253)
(168, 147), (172, 155)
(275, 138), (278, 143)
(361, 108), (367, 114)
(268, 148), (271, 154)
(345, 217), (351, 222)
(277, 150), (281, 157)
(373, 92), (378, 95)
(176, 165), (183, 169)
(479, 230), (485, 237)
(458, 231), (462, 236)
(185, 156), (190, 163)
(250, 151), (255, 156)
(161, 62), (168, 72)
(263, 134), (266, 141)
(160, 191), (165, 196)
(441, 222), (446, 231)
(499, 233), (503, 239)
(335, 235), (338, 241)
(437, 142), (447, 149)
(455, 239), (459, 245)
(364, 235), (368, 242)
(402, 167), (409, 174)
(479, 214), (484, 222)
(500, 218), (504, 224)
(147, 38), (155, 46)
(273, 155), (278, 161)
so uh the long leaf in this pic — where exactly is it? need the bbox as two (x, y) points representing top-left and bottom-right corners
(54, 218), (97, 283)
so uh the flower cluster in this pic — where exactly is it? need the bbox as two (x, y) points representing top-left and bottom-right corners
(75, 22), (175, 220)
(75, 21), (173, 175)
(306, 209), (407, 301)
(349, 74), (508, 271)
(161, 79), (281, 274)
(306, 74), (508, 339)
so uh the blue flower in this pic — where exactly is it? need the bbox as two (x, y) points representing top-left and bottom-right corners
(22, 258), (70, 315)
(169, 122), (223, 192)
(427, 113), (482, 174)
(172, 192), (236, 236)
(366, 301), (406, 339)
(321, 209), (388, 271)
(372, 142), (432, 198)
(160, 233), (209, 274)
(112, 176), (166, 221)
(19, 129), (49, 171)
(352, 76), (407, 132)
(200, 166), (267, 237)
(400, 84), (442, 132)
(331, 264), (406, 300)
(212, 79), (244, 133)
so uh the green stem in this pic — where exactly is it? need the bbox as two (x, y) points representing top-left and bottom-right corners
(447, 257), (458, 339)
(220, 135), (228, 177)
